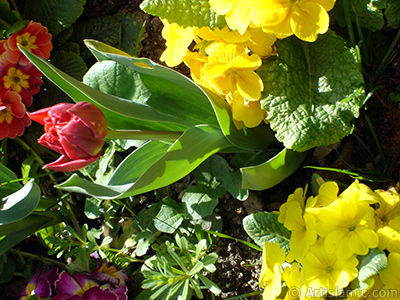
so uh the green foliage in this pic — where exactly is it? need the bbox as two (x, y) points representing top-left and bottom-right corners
(386, 0), (400, 27)
(0, 0), (22, 38)
(140, 0), (226, 29)
(140, 235), (220, 300)
(24, 0), (86, 36)
(243, 212), (291, 253)
(259, 32), (366, 151)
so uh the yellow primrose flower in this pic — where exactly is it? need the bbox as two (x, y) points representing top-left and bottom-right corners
(246, 27), (277, 57)
(209, 0), (251, 34)
(160, 19), (196, 67)
(279, 186), (309, 224)
(316, 194), (378, 259)
(302, 239), (358, 297)
(374, 189), (400, 252)
(228, 91), (266, 129)
(378, 252), (400, 300)
(283, 201), (317, 262)
(203, 42), (263, 100)
(282, 263), (307, 300)
(248, 0), (336, 42)
(259, 241), (286, 300)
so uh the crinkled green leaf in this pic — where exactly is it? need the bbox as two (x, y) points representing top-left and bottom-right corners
(386, 0), (400, 27)
(84, 60), (150, 104)
(0, 0), (22, 38)
(357, 248), (387, 283)
(114, 10), (145, 56)
(140, 0), (226, 29)
(243, 212), (291, 253)
(259, 32), (365, 151)
(51, 50), (88, 81)
(24, 0), (86, 35)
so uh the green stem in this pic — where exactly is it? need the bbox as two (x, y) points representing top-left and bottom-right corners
(373, 28), (400, 81)
(14, 137), (83, 239)
(223, 290), (263, 300)
(10, 248), (66, 269)
(342, 0), (355, 47)
(106, 129), (183, 141)
(9, 0), (20, 14)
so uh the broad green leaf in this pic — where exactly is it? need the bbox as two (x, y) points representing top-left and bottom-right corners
(84, 60), (150, 104)
(0, 164), (21, 199)
(84, 40), (276, 151)
(357, 248), (387, 283)
(24, 0), (86, 35)
(182, 185), (219, 220)
(259, 32), (366, 151)
(0, 211), (66, 256)
(0, 180), (41, 225)
(154, 198), (184, 233)
(240, 148), (308, 190)
(140, 0), (226, 29)
(20, 47), (188, 130)
(386, 0), (400, 27)
(243, 212), (291, 253)
(57, 125), (234, 199)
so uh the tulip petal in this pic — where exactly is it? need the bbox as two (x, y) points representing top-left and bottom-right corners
(43, 153), (101, 172)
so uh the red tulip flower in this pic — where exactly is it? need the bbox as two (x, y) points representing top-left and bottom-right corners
(0, 58), (44, 107)
(3, 21), (52, 66)
(28, 102), (108, 172)
(0, 90), (31, 140)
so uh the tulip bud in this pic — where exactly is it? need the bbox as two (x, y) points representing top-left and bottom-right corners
(28, 102), (108, 172)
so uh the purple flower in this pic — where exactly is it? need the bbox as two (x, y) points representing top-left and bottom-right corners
(53, 272), (99, 300)
(90, 252), (130, 288)
(19, 267), (59, 300)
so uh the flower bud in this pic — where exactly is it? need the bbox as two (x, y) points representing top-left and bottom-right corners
(28, 102), (108, 172)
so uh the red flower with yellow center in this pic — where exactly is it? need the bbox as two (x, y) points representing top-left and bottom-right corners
(3, 21), (52, 65)
(0, 59), (43, 107)
(0, 90), (31, 140)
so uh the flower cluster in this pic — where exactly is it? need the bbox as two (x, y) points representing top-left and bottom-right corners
(19, 253), (129, 300)
(259, 180), (400, 299)
(0, 21), (52, 140)
(159, 0), (336, 129)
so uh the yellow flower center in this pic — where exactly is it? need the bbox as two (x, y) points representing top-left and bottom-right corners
(3, 67), (30, 93)
(16, 33), (38, 52)
(325, 265), (334, 274)
(0, 106), (14, 124)
(348, 224), (356, 231)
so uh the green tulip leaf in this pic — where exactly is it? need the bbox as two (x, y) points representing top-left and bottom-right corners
(140, 0), (226, 29)
(0, 211), (66, 256)
(57, 125), (234, 199)
(259, 32), (366, 151)
(19, 46), (188, 131)
(84, 39), (276, 151)
(24, 0), (86, 35)
(243, 212), (291, 253)
(0, 179), (41, 226)
(0, 164), (21, 199)
(240, 148), (308, 190)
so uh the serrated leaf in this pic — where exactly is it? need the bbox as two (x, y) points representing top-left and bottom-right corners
(259, 32), (365, 151)
(140, 0), (226, 29)
(385, 0), (400, 27)
(243, 212), (291, 253)
(50, 50), (88, 81)
(24, 0), (85, 36)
